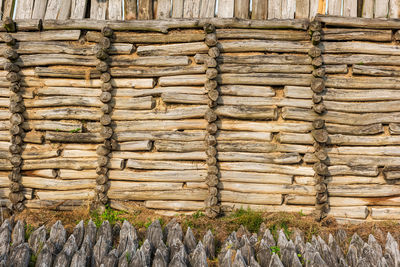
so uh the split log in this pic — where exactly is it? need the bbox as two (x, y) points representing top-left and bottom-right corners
(215, 106), (278, 119)
(220, 171), (292, 184)
(110, 181), (183, 192)
(217, 131), (272, 141)
(24, 169), (57, 178)
(219, 85), (275, 97)
(63, 144), (98, 150)
(161, 93), (208, 104)
(286, 195), (315, 205)
(221, 203), (314, 214)
(111, 106), (207, 120)
(35, 67), (100, 79)
(24, 107), (102, 120)
(353, 65), (400, 76)
(216, 97), (310, 108)
(109, 56), (191, 67)
(328, 146), (400, 156)
(22, 159), (98, 170)
(330, 196), (400, 206)
(21, 176), (95, 190)
(114, 131), (205, 141)
(45, 132), (103, 143)
(321, 28), (392, 41)
(0, 30), (81, 42)
(159, 75), (206, 86)
(282, 107), (400, 126)
(109, 169), (205, 182)
(219, 162), (314, 176)
(24, 132), (44, 144)
(58, 169), (97, 179)
(217, 73), (311, 86)
(323, 54), (400, 66)
(24, 96), (102, 108)
(36, 189), (95, 200)
(217, 120), (312, 133)
(371, 208), (400, 220)
(113, 151), (205, 161)
(62, 150), (97, 158)
(127, 159), (206, 170)
(22, 121), (83, 132)
(137, 42), (208, 56)
(218, 152), (301, 164)
(305, 153), (400, 166)
(21, 145), (60, 159)
(217, 40), (312, 53)
(144, 200), (204, 211)
(217, 54), (311, 65)
(220, 191), (283, 205)
(114, 96), (155, 110)
(328, 176), (383, 185)
(108, 188), (208, 201)
(36, 87), (101, 97)
(294, 176), (315, 185)
(117, 140), (152, 151)
(110, 66), (206, 78)
(329, 206), (369, 219)
(328, 165), (379, 177)
(215, 29), (309, 40)
(114, 120), (207, 131)
(218, 64), (312, 73)
(315, 14), (400, 29)
(155, 140), (204, 152)
(325, 76), (400, 89)
(86, 30), (204, 43)
(328, 184), (400, 197)
(25, 200), (86, 210)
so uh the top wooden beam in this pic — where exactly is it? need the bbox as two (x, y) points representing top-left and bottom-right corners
(315, 14), (400, 29)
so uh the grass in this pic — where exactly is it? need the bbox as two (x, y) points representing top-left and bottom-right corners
(90, 204), (126, 227)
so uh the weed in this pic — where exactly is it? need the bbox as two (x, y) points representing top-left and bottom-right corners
(29, 253), (37, 267)
(55, 129), (61, 132)
(91, 205), (125, 227)
(297, 253), (305, 265)
(69, 128), (81, 133)
(144, 218), (152, 228)
(25, 224), (35, 241)
(299, 210), (306, 216)
(270, 246), (281, 256)
(192, 210), (205, 219)
(125, 251), (131, 262)
(230, 207), (263, 233)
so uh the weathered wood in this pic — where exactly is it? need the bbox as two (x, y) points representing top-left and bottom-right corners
(109, 169), (205, 182)
(113, 151), (205, 161)
(70, 0), (88, 19)
(156, 0), (171, 18)
(183, 0), (201, 18)
(217, 120), (311, 133)
(251, 0), (267, 19)
(374, 0), (389, 18)
(111, 181), (183, 192)
(216, 29), (308, 40)
(330, 196), (400, 207)
(322, 42), (400, 56)
(234, 0), (249, 18)
(45, 132), (103, 143)
(219, 162), (314, 176)
(172, 0), (184, 17)
(372, 208), (400, 220)
(328, 185), (400, 197)
(127, 159), (206, 170)
(389, 0), (399, 18)
(112, 106), (206, 121)
(296, 0), (309, 18)
(322, 28), (391, 41)
(108, 189), (207, 201)
(218, 0), (234, 18)
(108, 0), (123, 20)
(268, 0), (281, 19)
(1, 30), (80, 42)
(329, 165), (378, 176)
(89, 0), (107, 19)
(218, 63), (312, 73)
(2, 0), (15, 19)
(145, 200), (204, 210)
(217, 54), (311, 65)
(220, 191), (282, 205)
(57, 169), (97, 179)
(306, 153), (400, 166)
(114, 131), (205, 142)
(24, 107), (102, 120)
(218, 152), (301, 164)
(281, 0), (295, 19)
(217, 73), (311, 86)
(22, 176), (95, 190)
(343, 0), (357, 17)
(36, 189), (95, 200)
(220, 182), (314, 195)
(15, 0), (35, 19)
(315, 14), (400, 28)
(222, 203), (314, 214)
(329, 206), (368, 220)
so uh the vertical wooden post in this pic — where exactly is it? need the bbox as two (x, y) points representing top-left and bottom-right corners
(138, 0), (153, 19)
(296, 0), (310, 18)
(200, 0), (216, 17)
(362, 0), (374, 18)
(251, 0), (268, 19)
(234, 0), (250, 18)
(124, 0), (137, 19)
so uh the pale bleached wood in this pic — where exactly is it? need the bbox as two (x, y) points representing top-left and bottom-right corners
(110, 181), (183, 191)
(145, 200), (204, 211)
(286, 195), (315, 205)
(221, 171), (292, 184)
(330, 196), (400, 207)
(24, 96), (101, 108)
(112, 106), (206, 120)
(36, 87), (100, 97)
(327, 0), (341, 15)
(375, 0), (389, 17)
(156, 0), (171, 18)
(217, 73), (311, 86)
(219, 182), (315, 195)
(24, 132), (45, 144)
(0, 132), (10, 142)
(138, 0), (153, 19)
(108, 189), (208, 201)
(109, 170), (206, 182)
(24, 107), (102, 120)
(24, 169), (57, 178)
(220, 85), (275, 97)
(389, 0), (399, 18)
(58, 0), (72, 19)
(44, 0), (70, 19)
(323, 54), (400, 66)
(281, 0), (295, 19)
(183, 0), (201, 18)
(15, 0), (35, 19)
(0, 188), (33, 199)
(25, 199), (87, 210)
(113, 151), (205, 160)
(218, 152), (302, 164)
(218, 120), (312, 133)
(124, 0), (137, 19)
(0, 54), (97, 67)
(219, 131), (273, 141)
(305, 153), (400, 166)
(172, 0), (184, 17)
(46, 131), (103, 143)
(343, 0), (357, 17)
(329, 176), (384, 185)
(322, 42), (400, 56)
(390, 123), (400, 134)
(329, 165), (378, 177)
(309, 0), (319, 19)
(111, 65), (206, 78)
(117, 141), (152, 151)
(1, 30), (80, 42)
(294, 176), (315, 185)
(70, 0), (87, 19)
(251, 0), (268, 19)
(296, 0), (309, 18)
(159, 75), (206, 86)
(315, 14), (400, 28)
(114, 96), (155, 110)
(362, 0), (374, 18)
(234, 0), (249, 18)
(218, 40), (313, 53)
(329, 207), (369, 220)
(108, 0), (123, 20)
(321, 28), (392, 41)
(218, 0), (234, 17)
(268, 0), (281, 19)
(329, 185), (400, 197)
(37, 189), (95, 200)
(222, 203), (314, 214)
(114, 131), (205, 142)
(201, 54), (310, 65)
(353, 65), (400, 76)
(372, 208), (400, 220)
(218, 64), (312, 73)
(90, 0), (107, 19)
(62, 150), (97, 158)
(283, 107), (400, 126)
(22, 145), (60, 159)
(137, 42), (207, 56)
(22, 159), (98, 170)
(0, 111), (9, 120)
(114, 87), (204, 98)
(154, 140), (203, 152)
(22, 176), (95, 190)
(127, 159), (206, 170)
(216, 29), (309, 40)
(58, 169), (97, 179)
(2, 0), (15, 19)
(219, 162), (314, 176)
(220, 191), (283, 205)
(323, 100), (400, 113)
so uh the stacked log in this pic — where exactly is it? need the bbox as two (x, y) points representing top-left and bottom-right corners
(3, 20), (25, 212)
(93, 27), (115, 210)
(203, 24), (221, 218)
(308, 21), (329, 221)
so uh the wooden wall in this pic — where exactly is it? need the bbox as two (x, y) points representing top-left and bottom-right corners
(1, 0), (399, 20)
(1, 16), (400, 221)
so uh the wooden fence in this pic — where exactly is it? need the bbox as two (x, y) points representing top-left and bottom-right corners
(0, 0), (399, 20)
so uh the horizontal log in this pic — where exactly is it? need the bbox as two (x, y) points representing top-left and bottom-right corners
(24, 169), (57, 178)
(217, 73), (311, 86)
(330, 196), (400, 207)
(328, 176), (384, 186)
(0, 159), (12, 170)
(328, 146), (400, 156)
(114, 87), (205, 98)
(110, 181), (183, 191)
(62, 144), (98, 150)
(62, 150), (97, 158)
(36, 87), (100, 97)
(325, 123), (384, 135)
(222, 203), (314, 214)
(117, 140), (152, 151)
(353, 65), (400, 77)
(45, 132), (103, 143)
(220, 171), (293, 184)
(322, 42), (400, 56)
(219, 182), (315, 195)
(219, 162), (314, 176)
(127, 159), (206, 170)
(34, 67), (100, 79)
(218, 120), (312, 133)
(24, 107), (102, 120)
(21, 176), (95, 190)
(217, 131), (273, 141)
(328, 165), (379, 177)
(321, 28), (392, 41)
(137, 42), (208, 56)
(0, 19), (41, 31)
(217, 40), (312, 53)
(215, 29), (309, 40)
(0, 110), (10, 120)
(36, 189), (95, 200)
(109, 170), (206, 182)
(114, 96), (155, 110)
(110, 66), (206, 78)
(114, 131), (205, 141)
(322, 54), (400, 66)
(390, 123), (400, 134)
(329, 206), (369, 220)
(114, 120), (207, 131)
(58, 169), (97, 179)
(24, 96), (102, 108)
(86, 30), (204, 43)
(25, 199), (86, 210)
(219, 85), (275, 97)
(0, 176), (9, 187)
(0, 30), (81, 42)
(0, 188), (33, 199)
(22, 159), (97, 170)
(145, 200), (204, 211)
(22, 121), (83, 132)
(328, 185), (400, 197)
(283, 107), (400, 125)
(371, 208), (400, 220)
(159, 75), (206, 86)
(325, 76), (400, 89)
(218, 152), (301, 164)
(21, 144), (61, 159)
(113, 151), (205, 161)
(284, 86), (400, 102)
(315, 14), (400, 29)
(218, 97), (310, 108)
(112, 105), (207, 120)
(0, 87), (34, 98)
(305, 153), (400, 166)
(218, 63), (312, 73)
(108, 189), (208, 201)
(217, 54), (311, 65)
(0, 132), (10, 141)
(110, 56), (191, 67)
(24, 132), (45, 144)
(220, 191), (283, 205)
(155, 140), (203, 152)
(286, 195), (315, 205)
